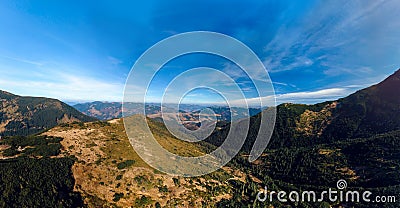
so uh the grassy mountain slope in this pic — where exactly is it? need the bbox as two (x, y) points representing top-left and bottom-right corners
(0, 90), (96, 136)
(42, 117), (246, 207)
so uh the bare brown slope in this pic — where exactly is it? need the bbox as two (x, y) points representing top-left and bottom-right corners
(42, 117), (243, 207)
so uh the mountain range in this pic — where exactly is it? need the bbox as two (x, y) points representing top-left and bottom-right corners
(275, 68), (400, 146)
(0, 69), (399, 207)
(207, 69), (400, 151)
(0, 90), (96, 136)
(73, 101), (262, 130)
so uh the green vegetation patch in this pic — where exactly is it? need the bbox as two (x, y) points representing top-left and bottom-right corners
(112, 193), (124, 202)
(0, 135), (63, 157)
(117, 159), (135, 169)
(0, 157), (83, 207)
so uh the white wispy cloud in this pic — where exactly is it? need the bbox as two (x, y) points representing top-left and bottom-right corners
(0, 55), (44, 66)
(275, 88), (349, 101)
(262, 0), (399, 76)
(107, 56), (123, 65)
(228, 87), (355, 106)
(0, 70), (124, 102)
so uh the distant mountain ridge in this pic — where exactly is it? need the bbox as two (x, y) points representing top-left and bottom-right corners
(73, 101), (125, 120)
(73, 102), (262, 126)
(73, 102), (168, 120)
(0, 90), (97, 136)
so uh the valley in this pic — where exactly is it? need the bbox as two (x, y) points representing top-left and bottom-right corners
(73, 102), (262, 130)
(0, 69), (399, 207)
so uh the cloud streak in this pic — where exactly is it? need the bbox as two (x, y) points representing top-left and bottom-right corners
(0, 70), (124, 102)
(0, 55), (43, 66)
(229, 87), (355, 106)
(262, 0), (399, 77)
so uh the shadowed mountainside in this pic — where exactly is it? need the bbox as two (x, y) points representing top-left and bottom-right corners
(207, 69), (400, 151)
(0, 90), (97, 136)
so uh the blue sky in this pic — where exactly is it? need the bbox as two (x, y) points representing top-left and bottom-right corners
(0, 0), (399, 105)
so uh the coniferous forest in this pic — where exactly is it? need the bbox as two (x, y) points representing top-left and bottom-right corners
(0, 135), (83, 208)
